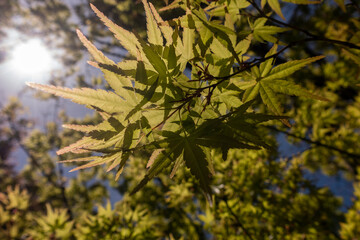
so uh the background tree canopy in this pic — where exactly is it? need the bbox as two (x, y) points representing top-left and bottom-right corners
(0, 0), (360, 239)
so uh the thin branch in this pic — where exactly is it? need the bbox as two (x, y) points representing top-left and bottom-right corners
(246, 0), (360, 50)
(223, 196), (254, 240)
(349, 0), (360, 13)
(193, 37), (314, 91)
(265, 125), (360, 174)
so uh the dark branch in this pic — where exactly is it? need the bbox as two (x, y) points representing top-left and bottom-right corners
(246, 0), (360, 50)
(265, 125), (360, 175)
(223, 196), (254, 240)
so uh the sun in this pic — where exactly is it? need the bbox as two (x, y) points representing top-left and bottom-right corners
(8, 39), (56, 77)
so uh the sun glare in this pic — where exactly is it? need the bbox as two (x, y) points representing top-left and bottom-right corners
(9, 39), (56, 77)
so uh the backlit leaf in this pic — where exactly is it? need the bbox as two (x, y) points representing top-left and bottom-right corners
(26, 83), (130, 114)
(149, 2), (173, 45)
(282, 0), (322, 3)
(77, 30), (134, 100)
(137, 37), (168, 76)
(90, 4), (140, 57)
(267, 0), (285, 20)
(142, 0), (163, 45)
(261, 55), (325, 81)
(260, 81), (291, 127)
(183, 137), (212, 196)
(264, 79), (329, 101)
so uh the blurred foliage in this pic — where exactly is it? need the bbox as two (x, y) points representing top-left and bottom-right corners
(0, 0), (360, 239)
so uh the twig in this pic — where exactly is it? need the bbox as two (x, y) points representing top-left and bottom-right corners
(349, 0), (360, 13)
(265, 125), (360, 160)
(246, 0), (360, 50)
(223, 196), (254, 240)
(265, 125), (360, 175)
(192, 37), (314, 91)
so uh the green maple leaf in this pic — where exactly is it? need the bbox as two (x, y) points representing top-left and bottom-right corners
(26, 83), (132, 115)
(133, 131), (212, 195)
(240, 46), (328, 126)
(131, 101), (287, 195)
(252, 18), (289, 44)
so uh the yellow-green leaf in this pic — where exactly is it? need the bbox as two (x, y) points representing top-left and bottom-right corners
(261, 55), (325, 81)
(268, 0), (285, 20)
(183, 24), (196, 61)
(235, 34), (252, 55)
(242, 83), (260, 102)
(260, 44), (278, 77)
(90, 4), (140, 57)
(259, 81), (282, 116)
(259, 81), (291, 127)
(69, 152), (122, 172)
(282, 0), (322, 4)
(149, 2), (173, 45)
(136, 36), (167, 76)
(142, 0), (163, 45)
(77, 30), (133, 100)
(263, 79), (329, 101)
(26, 83), (130, 114)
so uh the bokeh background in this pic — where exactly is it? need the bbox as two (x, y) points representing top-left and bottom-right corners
(0, 0), (359, 239)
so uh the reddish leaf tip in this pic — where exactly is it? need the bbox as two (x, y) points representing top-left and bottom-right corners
(76, 29), (85, 39)
(89, 3), (97, 11)
(87, 61), (99, 68)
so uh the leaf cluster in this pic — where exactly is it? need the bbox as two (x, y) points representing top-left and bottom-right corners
(27, 0), (332, 198)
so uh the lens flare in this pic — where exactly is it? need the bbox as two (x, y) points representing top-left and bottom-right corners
(9, 39), (55, 76)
